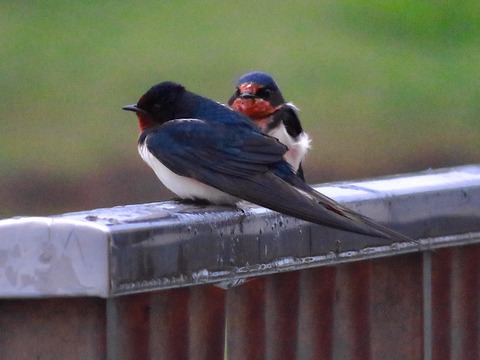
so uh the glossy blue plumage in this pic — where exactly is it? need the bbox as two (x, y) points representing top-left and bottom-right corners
(124, 81), (414, 241)
(235, 71), (280, 92)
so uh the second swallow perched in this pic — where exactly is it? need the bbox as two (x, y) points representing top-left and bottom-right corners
(123, 81), (414, 242)
(228, 71), (310, 180)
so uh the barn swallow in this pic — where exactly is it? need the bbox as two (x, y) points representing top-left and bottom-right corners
(228, 71), (310, 180)
(123, 81), (413, 241)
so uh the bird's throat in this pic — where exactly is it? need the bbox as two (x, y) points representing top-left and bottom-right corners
(231, 98), (278, 121)
(137, 113), (157, 131)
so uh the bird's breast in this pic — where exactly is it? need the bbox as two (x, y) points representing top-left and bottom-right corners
(138, 142), (240, 205)
(136, 113), (158, 131)
(268, 125), (311, 172)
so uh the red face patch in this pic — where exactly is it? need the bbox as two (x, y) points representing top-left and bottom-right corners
(231, 83), (278, 120)
(137, 113), (157, 131)
(230, 98), (275, 118)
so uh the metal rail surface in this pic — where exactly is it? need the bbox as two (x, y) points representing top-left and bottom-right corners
(1, 164), (479, 359)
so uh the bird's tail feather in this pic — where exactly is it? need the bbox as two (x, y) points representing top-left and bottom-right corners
(284, 173), (416, 243)
(216, 171), (412, 242)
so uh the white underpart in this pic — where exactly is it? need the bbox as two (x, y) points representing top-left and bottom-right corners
(138, 142), (239, 205)
(268, 123), (311, 172)
(285, 102), (299, 111)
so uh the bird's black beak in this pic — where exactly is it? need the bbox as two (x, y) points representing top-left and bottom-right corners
(238, 92), (258, 100)
(122, 104), (147, 114)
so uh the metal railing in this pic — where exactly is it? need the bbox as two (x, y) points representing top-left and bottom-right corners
(1, 164), (480, 359)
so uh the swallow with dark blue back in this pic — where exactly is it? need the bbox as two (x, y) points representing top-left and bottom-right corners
(123, 81), (413, 241)
(228, 71), (310, 181)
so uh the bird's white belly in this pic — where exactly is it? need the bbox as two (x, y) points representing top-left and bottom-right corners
(268, 124), (311, 172)
(138, 143), (239, 205)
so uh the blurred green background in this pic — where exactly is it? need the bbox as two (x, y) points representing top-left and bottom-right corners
(1, 0), (479, 217)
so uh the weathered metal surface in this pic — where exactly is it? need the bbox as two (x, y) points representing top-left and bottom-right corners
(188, 285), (226, 360)
(448, 244), (480, 359)
(265, 271), (301, 359)
(106, 292), (151, 359)
(226, 278), (266, 360)
(431, 248), (453, 360)
(0, 218), (109, 297)
(0, 161), (480, 359)
(1, 164), (480, 298)
(3, 244), (478, 359)
(296, 266), (336, 359)
(369, 253), (424, 360)
(105, 284), (226, 360)
(0, 297), (106, 359)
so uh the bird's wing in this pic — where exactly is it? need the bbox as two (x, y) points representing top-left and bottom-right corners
(275, 170), (416, 243)
(270, 104), (303, 137)
(144, 118), (288, 179)
(145, 119), (414, 242)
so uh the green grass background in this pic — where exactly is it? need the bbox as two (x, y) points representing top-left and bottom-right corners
(1, 0), (479, 216)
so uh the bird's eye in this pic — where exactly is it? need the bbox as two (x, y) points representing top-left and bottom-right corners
(256, 88), (272, 100)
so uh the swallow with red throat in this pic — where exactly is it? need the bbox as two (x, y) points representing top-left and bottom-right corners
(123, 81), (413, 241)
(228, 71), (310, 180)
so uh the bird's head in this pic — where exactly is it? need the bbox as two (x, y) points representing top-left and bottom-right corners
(123, 81), (186, 131)
(227, 71), (285, 120)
